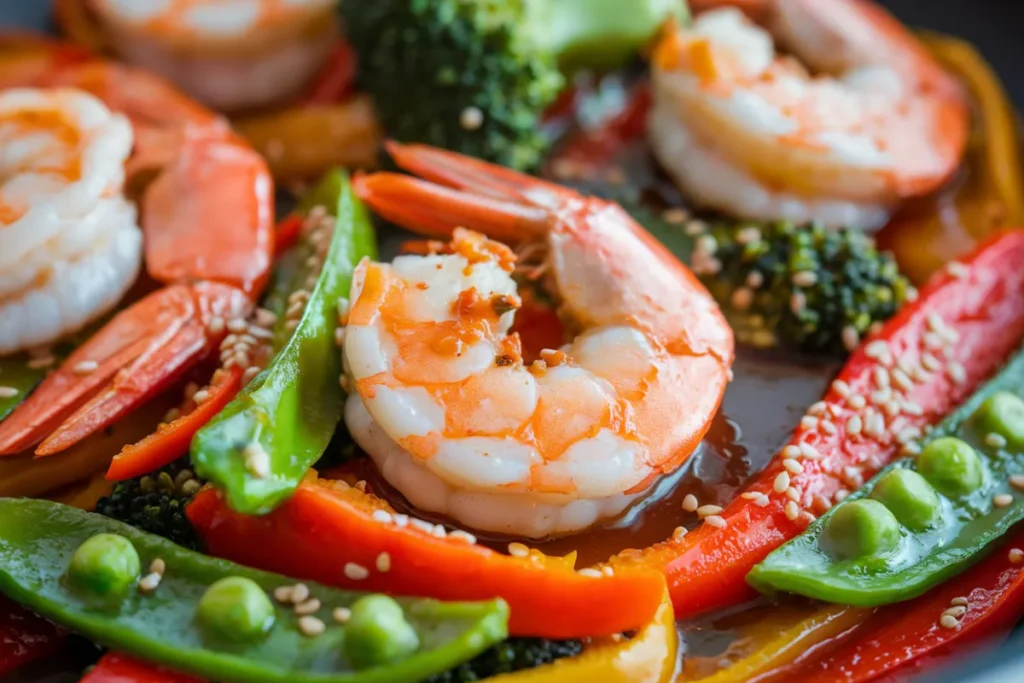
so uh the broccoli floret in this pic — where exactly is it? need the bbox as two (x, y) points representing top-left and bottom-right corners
(426, 638), (584, 682)
(95, 458), (204, 550)
(692, 220), (914, 355)
(343, 0), (686, 170)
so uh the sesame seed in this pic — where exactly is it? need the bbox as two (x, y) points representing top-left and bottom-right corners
(138, 573), (161, 593)
(705, 515), (727, 528)
(784, 501), (800, 521)
(149, 558), (166, 576)
(897, 427), (921, 444)
(1011, 549), (1024, 564)
(922, 353), (942, 372)
(808, 401), (827, 416)
(0, 387), (17, 399)
(891, 369), (915, 392)
(227, 318), (248, 333)
(243, 442), (271, 479)
(291, 583), (310, 603)
(459, 106), (484, 130)
(431, 524), (448, 538)
(1010, 475), (1024, 492)
(601, 565), (615, 577)
(255, 308), (277, 327)
(905, 288), (919, 303)
(903, 401), (924, 416)
(799, 443), (822, 460)
(243, 366), (261, 383)
(661, 208), (689, 224)
(449, 529), (477, 544)
(848, 394), (867, 410)
(334, 327), (347, 347)
(578, 568), (602, 578)
(834, 489), (851, 503)
(871, 389), (892, 406)
(376, 552), (392, 573)
(832, 380), (851, 398)
(274, 585), (293, 603)
(754, 493), (770, 507)
(801, 416), (819, 430)
(951, 597), (970, 607)
(192, 389), (210, 405)
(672, 526), (688, 539)
(295, 598), (321, 615)
(864, 340), (891, 360)
(410, 519), (434, 534)
(682, 494), (699, 512)
(993, 493), (1013, 508)
(842, 326), (860, 352)
(26, 356), (55, 369)
(783, 445), (802, 459)
(939, 614), (960, 629)
(901, 442), (922, 456)
(371, 510), (393, 524)
(392, 514), (409, 528)
(843, 467), (864, 488)
(741, 492), (761, 500)
(298, 616), (325, 637)
(686, 220), (710, 237)
(73, 360), (98, 374)
(333, 607), (352, 624)
(820, 420), (838, 436)
(508, 542), (530, 557)
(697, 504), (724, 519)
(942, 605), (967, 619)
(774, 472), (791, 493)
(799, 511), (816, 524)
(926, 313), (945, 332)
(986, 433), (1008, 449)
(696, 234), (717, 254)
(792, 270), (818, 287)
(783, 459), (804, 474)
(948, 362), (967, 385)
(884, 399), (902, 418)
(208, 316), (225, 334)
(923, 332), (945, 350)
(344, 563), (370, 580)
(874, 367), (890, 389)
(786, 487), (800, 502)
(846, 415), (863, 435)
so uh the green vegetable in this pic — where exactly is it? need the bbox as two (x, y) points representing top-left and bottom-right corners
(824, 500), (901, 559)
(425, 638), (585, 682)
(693, 221), (913, 355)
(344, 594), (420, 670)
(0, 356), (45, 423)
(973, 391), (1024, 449)
(343, 0), (686, 170)
(69, 533), (140, 597)
(197, 577), (276, 642)
(917, 437), (985, 497)
(870, 469), (942, 531)
(95, 457), (204, 551)
(749, 345), (1024, 607)
(0, 498), (508, 683)
(192, 172), (377, 515)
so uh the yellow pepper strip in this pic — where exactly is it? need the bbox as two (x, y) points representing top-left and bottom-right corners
(881, 34), (1024, 284)
(491, 589), (678, 683)
(46, 473), (115, 511)
(683, 605), (870, 682)
(233, 97), (381, 182)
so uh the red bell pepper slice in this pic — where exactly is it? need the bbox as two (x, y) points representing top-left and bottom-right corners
(300, 42), (356, 106)
(619, 230), (1024, 618)
(187, 479), (666, 639)
(273, 214), (304, 255)
(793, 527), (1024, 682)
(0, 596), (64, 678)
(105, 367), (243, 481)
(81, 653), (202, 683)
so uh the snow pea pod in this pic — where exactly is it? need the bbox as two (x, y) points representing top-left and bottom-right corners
(192, 171), (377, 514)
(0, 498), (507, 683)
(749, 343), (1024, 606)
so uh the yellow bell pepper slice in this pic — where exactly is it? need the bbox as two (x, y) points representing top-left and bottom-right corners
(491, 589), (677, 683)
(682, 604), (870, 682)
(882, 34), (1024, 283)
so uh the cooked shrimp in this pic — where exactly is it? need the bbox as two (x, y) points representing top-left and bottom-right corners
(0, 88), (143, 355)
(344, 143), (734, 538)
(649, 0), (969, 231)
(91, 0), (339, 111)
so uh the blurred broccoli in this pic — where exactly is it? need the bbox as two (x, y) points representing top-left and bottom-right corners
(426, 637), (585, 682)
(95, 458), (204, 551)
(343, 0), (687, 170)
(691, 220), (914, 355)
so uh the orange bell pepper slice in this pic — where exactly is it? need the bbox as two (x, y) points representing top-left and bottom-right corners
(106, 367), (243, 481)
(187, 478), (666, 639)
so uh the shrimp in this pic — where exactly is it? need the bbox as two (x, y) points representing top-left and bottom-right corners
(0, 88), (143, 354)
(86, 0), (340, 111)
(648, 0), (969, 231)
(344, 143), (734, 538)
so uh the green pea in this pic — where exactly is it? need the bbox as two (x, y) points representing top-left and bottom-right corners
(917, 437), (985, 497)
(825, 499), (901, 559)
(871, 469), (942, 531)
(973, 391), (1024, 449)
(344, 594), (420, 669)
(196, 577), (275, 642)
(69, 533), (140, 597)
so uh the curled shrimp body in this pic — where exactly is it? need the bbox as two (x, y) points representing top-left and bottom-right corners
(344, 143), (734, 538)
(649, 0), (969, 231)
(0, 88), (143, 354)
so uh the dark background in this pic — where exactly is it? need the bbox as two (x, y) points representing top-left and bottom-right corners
(1, 0), (1023, 681)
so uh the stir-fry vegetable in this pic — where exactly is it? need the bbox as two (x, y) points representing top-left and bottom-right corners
(751, 345), (1024, 604)
(192, 172), (377, 515)
(618, 230), (1024, 617)
(343, 0), (686, 170)
(187, 478), (665, 639)
(82, 653), (202, 683)
(0, 498), (508, 683)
